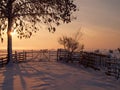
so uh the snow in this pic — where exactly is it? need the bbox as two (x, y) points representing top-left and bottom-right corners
(0, 60), (120, 90)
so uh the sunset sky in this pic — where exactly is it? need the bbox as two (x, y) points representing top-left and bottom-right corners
(0, 0), (120, 50)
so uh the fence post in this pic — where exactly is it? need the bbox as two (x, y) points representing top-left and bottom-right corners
(48, 50), (50, 61)
(15, 51), (17, 63)
(2, 58), (3, 66)
(32, 50), (33, 59)
(57, 50), (58, 61)
(24, 51), (27, 61)
(23, 50), (25, 61)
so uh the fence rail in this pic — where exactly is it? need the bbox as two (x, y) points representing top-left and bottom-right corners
(0, 50), (57, 66)
(57, 49), (120, 79)
(0, 49), (120, 79)
(0, 57), (7, 67)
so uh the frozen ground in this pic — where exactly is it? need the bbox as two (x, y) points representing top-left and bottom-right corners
(0, 60), (120, 90)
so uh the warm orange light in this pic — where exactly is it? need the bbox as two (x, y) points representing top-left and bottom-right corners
(10, 30), (16, 36)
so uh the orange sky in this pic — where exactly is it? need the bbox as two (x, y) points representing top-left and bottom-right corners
(0, 0), (120, 50)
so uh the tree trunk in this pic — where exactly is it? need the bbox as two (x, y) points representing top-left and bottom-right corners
(7, 18), (12, 64)
(7, 0), (13, 65)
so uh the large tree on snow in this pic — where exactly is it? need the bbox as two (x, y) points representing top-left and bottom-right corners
(0, 0), (77, 64)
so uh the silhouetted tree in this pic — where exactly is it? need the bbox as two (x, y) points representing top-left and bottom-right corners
(59, 36), (78, 52)
(0, 0), (77, 64)
(58, 30), (84, 61)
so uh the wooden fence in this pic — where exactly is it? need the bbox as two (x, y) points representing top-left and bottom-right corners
(13, 50), (57, 62)
(57, 49), (120, 79)
(0, 49), (120, 79)
(105, 59), (120, 79)
(0, 57), (7, 67)
(13, 50), (45, 62)
(80, 52), (109, 70)
(13, 51), (26, 63)
(0, 50), (57, 65)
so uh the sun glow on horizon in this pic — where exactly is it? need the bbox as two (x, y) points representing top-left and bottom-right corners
(10, 30), (16, 36)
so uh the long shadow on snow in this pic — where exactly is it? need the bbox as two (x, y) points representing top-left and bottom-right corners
(1, 65), (14, 90)
(0, 63), (27, 90)
(19, 61), (55, 90)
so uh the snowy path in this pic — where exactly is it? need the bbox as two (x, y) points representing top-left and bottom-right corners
(0, 61), (120, 90)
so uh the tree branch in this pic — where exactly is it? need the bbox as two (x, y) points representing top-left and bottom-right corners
(0, 16), (6, 18)
(11, 0), (16, 3)
(13, 12), (45, 18)
(13, 1), (41, 15)
(0, 2), (6, 10)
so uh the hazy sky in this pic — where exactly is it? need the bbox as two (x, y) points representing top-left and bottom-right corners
(0, 0), (120, 50)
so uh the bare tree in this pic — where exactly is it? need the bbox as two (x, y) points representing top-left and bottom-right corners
(58, 30), (84, 52)
(0, 0), (77, 64)
(58, 36), (78, 52)
(58, 30), (84, 61)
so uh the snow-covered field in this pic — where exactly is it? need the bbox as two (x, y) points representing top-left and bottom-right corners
(0, 60), (120, 90)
